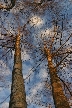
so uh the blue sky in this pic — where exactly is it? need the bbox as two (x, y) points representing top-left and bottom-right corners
(0, 0), (72, 108)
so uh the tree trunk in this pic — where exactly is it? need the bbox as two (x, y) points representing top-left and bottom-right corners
(44, 47), (70, 108)
(9, 34), (27, 108)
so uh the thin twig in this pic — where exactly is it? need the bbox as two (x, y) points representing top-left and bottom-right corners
(53, 51), (72, 57)
(56, 53), (69, 67)
(25, 56), (46, 80)
(1, 49), (11, 58)
(54, 34), (72, 54)
(0, 95), (10, 104)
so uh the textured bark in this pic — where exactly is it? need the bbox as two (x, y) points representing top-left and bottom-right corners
(44, 47), (70, 108)
(9, 34), (27, 108)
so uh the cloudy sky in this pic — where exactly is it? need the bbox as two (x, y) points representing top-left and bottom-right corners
(0, 0), (72, 108)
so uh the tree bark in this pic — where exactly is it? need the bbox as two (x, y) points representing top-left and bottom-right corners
(9, 34), (27, 108)
(44, 47), (70, 108)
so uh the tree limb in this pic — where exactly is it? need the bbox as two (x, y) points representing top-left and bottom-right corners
(52, 50), (72, 57)
(54, 34), (72, 54)
(58, 76), (72, 96)
(56, 53), (69, 67)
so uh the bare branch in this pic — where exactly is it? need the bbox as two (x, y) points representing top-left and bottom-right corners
(52, 50), (72, 57)
(0, 95), (10, 104)
(54, 33), (72, 54)
(25, 56), (46, 81)
(58, 76), (72, 96)
(0, 49), (11, 58)
(56, 53), (69, 67)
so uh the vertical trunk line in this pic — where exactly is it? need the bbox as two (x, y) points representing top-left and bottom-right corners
(9, 34), (27, 108)
(44, 47), (70, 108)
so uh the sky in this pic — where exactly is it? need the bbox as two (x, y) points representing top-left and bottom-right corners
(0, 0), (72, 108)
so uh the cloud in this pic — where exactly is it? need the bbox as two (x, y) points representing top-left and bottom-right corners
(23, 63), (32, 79)
(21, 50), (30, 61)
(26, 82), (44, 104)
(30, 82), (44, 95)
(30, 16), (43, 26)
(0, 87), (3, 92)
(0, 60), (10, 76)
(1, 102), (9, 108)
(39, 68), (48, 79)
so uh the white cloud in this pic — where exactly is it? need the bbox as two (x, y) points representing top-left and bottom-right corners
(26, 82), (44, 104)
(1, 102), (9, 108)
(21, 50), (30, 61)
(0, 87), (3, 92)
(39, 68), (48, 79)
(23, 64), (32, 79)
(30, 16), (43, 26)
(0, 60), (10, 76)
(30, 82), (44, 95)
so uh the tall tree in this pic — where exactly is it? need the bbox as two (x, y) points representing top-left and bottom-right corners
(44, 46), (70, 108)
(9, 30), (27, 108)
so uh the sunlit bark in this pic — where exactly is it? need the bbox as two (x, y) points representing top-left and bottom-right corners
(44, 46), (70, 108)
(9, 33), (27, 108)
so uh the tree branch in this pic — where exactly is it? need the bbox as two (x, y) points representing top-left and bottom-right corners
(56, 53), (69, 67)
(58, 76), (72, 96)
(0, 95), (10, 104)
(25, 56), (46, 81)
(53, 33), (72, 54)
(52, 50), (72, 57)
